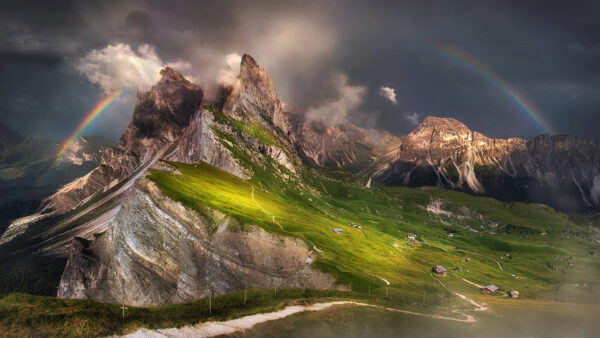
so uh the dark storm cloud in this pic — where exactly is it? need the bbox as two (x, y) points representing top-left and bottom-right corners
(0, 0), (599, 141)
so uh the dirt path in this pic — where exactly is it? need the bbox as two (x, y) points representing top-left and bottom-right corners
(433, 275), (487, 312)
(379, 277), (390, 286)
(452, 249), (505, 273)
(122, 300), (477, 337)
(417, 238), (448, 252)
(250, 185), (282, 229)
(451, 272), (484, 289)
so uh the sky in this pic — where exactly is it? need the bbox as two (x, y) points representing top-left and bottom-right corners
(1, 0), (599, 142)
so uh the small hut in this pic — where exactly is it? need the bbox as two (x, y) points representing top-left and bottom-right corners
(509, 291), (519, 298)
(406, 242), (414, 248)
(432, 265), (447, 276)
(481, 285), (498, 294)
(333, 228), (343, 234)
(408, 233), (416, 240)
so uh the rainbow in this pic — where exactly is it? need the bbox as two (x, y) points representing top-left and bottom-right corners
(53, 89), (125, 164)
(424, 42), (554, 134)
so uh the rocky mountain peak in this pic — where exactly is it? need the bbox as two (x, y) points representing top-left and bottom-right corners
(120, 67), (203, 154)
(410, 116), (472, 138)
(159, 67), (194, 88)
(225, 54), (289, 134)
(240, 53), (260, 71)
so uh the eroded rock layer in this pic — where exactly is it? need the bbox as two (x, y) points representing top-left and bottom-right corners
(57, 178), (334, 306)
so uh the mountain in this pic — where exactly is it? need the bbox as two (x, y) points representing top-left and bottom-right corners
(0, 126), (113, 237)
(288, 115), (401, 174)
(2, 54), (599, 310)
(290, 116), (600, 213)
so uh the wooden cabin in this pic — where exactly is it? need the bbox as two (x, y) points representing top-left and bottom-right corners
(481, 284), (498, 294)
(432, 265), (447, 276)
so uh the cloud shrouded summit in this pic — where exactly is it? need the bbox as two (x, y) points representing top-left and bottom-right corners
(306, 73), (366, 126)
(76, 43), (192, 94)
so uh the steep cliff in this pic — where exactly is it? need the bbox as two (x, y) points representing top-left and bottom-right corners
(290, 115), (600, 212)
(224, 54), (290, 136)
(39, 68), (204, 214)
(57, 177), (334, 306)
(289, 117), (400, 174)
(46, 54), (320, 306)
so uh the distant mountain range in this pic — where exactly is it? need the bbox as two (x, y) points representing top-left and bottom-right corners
(0, 124), (113, 233)
(291, 116), (600, 213)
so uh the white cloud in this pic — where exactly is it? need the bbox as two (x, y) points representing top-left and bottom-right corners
(405, 112), (421, 125)
(75, 43), (191, 93)
(306, 73), (366, 126)
(379, 86), (397, 105)
(216, 52), (242, 88)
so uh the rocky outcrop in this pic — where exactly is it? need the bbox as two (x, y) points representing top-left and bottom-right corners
(376, 117), (600, 211)
(57, 177), (335, 306)
(375, 116), (526, 193)
(167, 108), (250, 179)
(224, 54), (289, 135)
(60, 136), (115, 166)
(40, 68), (204, 214)
(289, 117), (401, 174)
(291, 115), (600, 212)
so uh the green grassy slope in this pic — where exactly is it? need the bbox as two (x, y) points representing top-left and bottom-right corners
(0, 290), (359, 336)
(1, 107), (599, 336)
(145, 106), (600, 304)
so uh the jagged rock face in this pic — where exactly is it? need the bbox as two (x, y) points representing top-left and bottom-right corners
(374, 117), (600, 212)
(57, 178), (335, 306)
(120, 67), (203, 162)
(40, 68), (204, 214)
(290, 118), (401, 174)
(376, 116), (526, 193)
(292, 115), (599, 212)
(167, 108), (250, 179)
(224, 54), (289, 135)
(60, 136), (114, 166)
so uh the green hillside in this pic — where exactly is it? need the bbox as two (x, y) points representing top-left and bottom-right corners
(2, 107), (599, 336)
(147, 106), (600, 304)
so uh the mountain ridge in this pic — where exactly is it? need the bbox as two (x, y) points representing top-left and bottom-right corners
(289, 112), (600, 212)
(2, 54), (599, 308)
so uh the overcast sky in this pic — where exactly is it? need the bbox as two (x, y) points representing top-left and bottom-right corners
(1, 0), (599, 141)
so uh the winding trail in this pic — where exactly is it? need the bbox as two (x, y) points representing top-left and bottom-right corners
(122, 300), (478, 337)
(121, 273), (493, 337)
(379, 277), (390, 286)
(250, 185), (283, 229)
(452, 249), (506, 273)
(451, 273), (484, 289)
(416, 238), (448, 252)
(432, 275), (488, 313)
